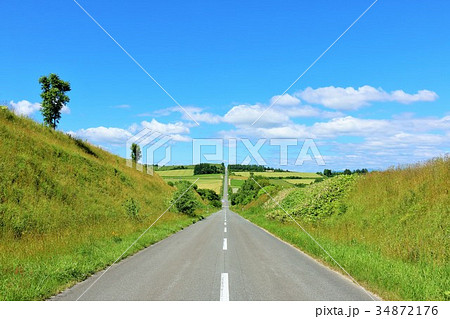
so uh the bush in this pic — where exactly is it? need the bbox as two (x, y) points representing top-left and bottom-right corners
(173, 181), (198, 216)
(273, 175), (357, 221)
(230, 174), (271, 206)
(197, 189), (222, 208)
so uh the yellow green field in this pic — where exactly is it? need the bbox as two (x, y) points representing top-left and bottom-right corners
(156, 169), (194, 177)
(156, 169), (223, 194)
(229, 171), (320, 189)
(284, 178), (316, 184)
(234, 171), (320, 178)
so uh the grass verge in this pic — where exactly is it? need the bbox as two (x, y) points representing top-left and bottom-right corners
(240, 206), (448, 300)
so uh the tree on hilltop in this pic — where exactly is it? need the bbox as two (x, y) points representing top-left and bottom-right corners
(39, 73), (71, 129)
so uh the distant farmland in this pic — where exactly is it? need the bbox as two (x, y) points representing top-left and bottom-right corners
(234, 171), (321, 178)
(156, 167), (223, 194)
(229, 170), (322, 193)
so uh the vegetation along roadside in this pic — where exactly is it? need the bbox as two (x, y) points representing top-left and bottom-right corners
(231, 158), (449, 300)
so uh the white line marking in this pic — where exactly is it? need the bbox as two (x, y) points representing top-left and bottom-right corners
(224, 222), (226, 226)
(223, 238), (227, 250)
(224, 227), (227, 233)
(220, 273), (229, 301)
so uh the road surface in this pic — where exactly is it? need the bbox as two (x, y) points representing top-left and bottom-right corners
(54, 168), (375, 301)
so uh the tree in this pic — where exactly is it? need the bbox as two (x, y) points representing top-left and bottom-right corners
(38, 73), (71, 129)
(130, 143), (142, 163)
(343, 169), (352, 175)
(323, 169), (333, 177)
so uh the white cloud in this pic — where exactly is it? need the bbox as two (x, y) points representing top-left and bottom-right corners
(297, 86), (438, 110)
(180, 107), (222, 124)
(69, 118), (193, 147)
(9, 100), (71, 116)
(311, 116), (391, 137)
(113, 104), (131, 109)
(222, 103), (339, 128)
(72, 127), (132, 145)
(269, 93), (301, 106)
(148, 106), (222, 124)
(223, 104), (290, 127)
(62, 105), (71, 114)
(9, 100), (41, 116)
(141, 119), (190, 135)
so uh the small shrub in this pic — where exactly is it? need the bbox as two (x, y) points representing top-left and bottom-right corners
(173, 181), (198, 216)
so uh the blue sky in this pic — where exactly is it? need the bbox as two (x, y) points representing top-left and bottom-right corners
(1, 0), (449, 171)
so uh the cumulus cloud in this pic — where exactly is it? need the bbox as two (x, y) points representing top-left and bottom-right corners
(219, 114), (450, 147)
(9, 100), (71, 116)
(223, 104), (289, 127)
(71, 127), (132, 145)
(61, 105), (71, 114)
(222, 103), (341, 128)
(69, 118), (193, 146)
(219, 113), (449, 169)
(141, 119), (190, 135)
(311, 116), (391, 137)
(297, 86), (438, 110)
(269, 93), (301, 106)
(150, 106), (222, 124)
(9, 100), (41, 116)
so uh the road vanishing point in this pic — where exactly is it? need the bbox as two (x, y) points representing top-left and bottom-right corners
(54, 168), (376, 301)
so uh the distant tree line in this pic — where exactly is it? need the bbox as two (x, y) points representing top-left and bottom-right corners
(193, 163), (225, 175)
(319, 168), (369, 177)
(170, 165), (189, 170)
(228, 164), (288, 173)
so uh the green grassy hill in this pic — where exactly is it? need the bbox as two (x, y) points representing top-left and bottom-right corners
(0, 110), (209, 300)
(236, 157), (450, 300)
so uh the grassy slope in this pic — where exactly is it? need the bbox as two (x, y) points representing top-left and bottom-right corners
(0, 110), (210, 300)
(238, 158), (449, 300)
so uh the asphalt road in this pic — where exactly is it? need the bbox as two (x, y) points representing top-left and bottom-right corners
(54, 169), (376, 301)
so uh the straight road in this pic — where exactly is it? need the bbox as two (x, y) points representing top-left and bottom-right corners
(54, 168), (375, 301)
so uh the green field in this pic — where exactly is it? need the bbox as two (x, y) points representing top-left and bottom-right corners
(230, 178), (245, 187)
(234, 171), (320, 178)
(0, 110), (213, 300)
(230, 171), (320, 189)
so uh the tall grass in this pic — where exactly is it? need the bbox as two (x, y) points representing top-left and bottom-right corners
(239, 157), (449, 300)
(0, 110), (211, 300)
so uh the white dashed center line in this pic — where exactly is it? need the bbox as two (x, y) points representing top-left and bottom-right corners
(223, 238), (227, 250)
(220, 273), (229, 301)
(224, 227), (227, 233)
